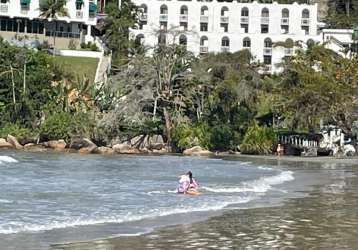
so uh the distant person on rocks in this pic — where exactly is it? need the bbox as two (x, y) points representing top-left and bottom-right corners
(277, 144), (284, 156)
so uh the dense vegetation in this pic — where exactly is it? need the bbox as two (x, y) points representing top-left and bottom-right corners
(0, 1), (357, 155)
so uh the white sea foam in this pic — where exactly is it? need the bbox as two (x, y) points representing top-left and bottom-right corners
(0, 196), (255, 234)
(202, 171), (294, 193)
(0, 156), (18, 164)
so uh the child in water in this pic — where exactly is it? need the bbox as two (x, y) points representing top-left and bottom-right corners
(177, 171), (199, 194)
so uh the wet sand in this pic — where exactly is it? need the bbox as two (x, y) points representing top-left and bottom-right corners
(52, 157), (358, 250)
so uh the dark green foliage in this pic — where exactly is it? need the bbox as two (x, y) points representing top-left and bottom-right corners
(0, 123), (32, 140)
(240, 122), (277, 155)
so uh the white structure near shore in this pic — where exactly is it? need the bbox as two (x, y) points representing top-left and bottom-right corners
(0, 0), (103, 49)
(129, 0), (355, 73)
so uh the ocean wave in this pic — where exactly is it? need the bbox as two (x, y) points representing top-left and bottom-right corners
(0, 196), (255, 235)
(0, 156), (18, 164)
(201, 171), (294, 194)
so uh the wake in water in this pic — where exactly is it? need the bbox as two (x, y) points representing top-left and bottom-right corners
(0, 156), (18, 164)
(201, 171), (294, 193)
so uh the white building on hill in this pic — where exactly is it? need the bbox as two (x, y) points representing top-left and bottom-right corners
(0, 0), (105, 49)
(129, 0), (355, 73)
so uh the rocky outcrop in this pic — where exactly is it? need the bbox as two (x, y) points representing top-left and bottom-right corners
(112, 143), (140, 154)
(43, 140), (66, 151)
(24, 143), (47, 152)
(0, 138), (13, 148)
(183, 146), (212, 156)
(78, 138), (98, 154)
(95, 146), (115, 155)
(7, 135), (23, 149)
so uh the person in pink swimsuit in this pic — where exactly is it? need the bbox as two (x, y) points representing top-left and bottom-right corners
(177, 171), (199, 194)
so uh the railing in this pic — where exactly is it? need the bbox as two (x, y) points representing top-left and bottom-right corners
(263, 48), (272, 55)
(221, 46), (230, 53)
(179, 14), (188, 22)
(301, 18), (310, 26)
(76, 10), (83, 19)
(139, 14), (148, 21)
(200, 46), (208, 53)
(261, 17), (269, 24)
(20, 9), (29, 14)
(0, 3), (8, 13)
(240, 17), (249, 24)
(45, 31), (81, 39)
(262, 65), (272, 72)
(281, 18), (289, 25)
(159, 14), (168, 22)
(89, 12), (96, 20)
(284, 48), (293, 56)
(200, 15), (209, 23)
(220, 16), (229, 23)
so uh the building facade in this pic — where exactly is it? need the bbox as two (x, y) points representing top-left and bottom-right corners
(129, 0), (354, 73)
(0, 0), (101, 49)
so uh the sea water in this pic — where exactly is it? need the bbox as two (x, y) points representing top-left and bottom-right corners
(0, 151), (300, 250)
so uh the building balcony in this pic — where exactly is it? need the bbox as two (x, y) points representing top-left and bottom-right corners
(220, 16), (229, 23)
(200, 15), (209, 23)
(76, 10), (83, 19)
(261, 17), (269, 24)
(159, 14), (168, 22)
(284, 48), (294, 56)
(221, 46), (230, 53)
(301, 18), (310, 26)
(281, 18), (289, 25)
(139, 13), (148, 21)
(20, 9), (29, 15)
(0, 3), (8, 13)
(262, 64), (272, 73)
(200, 46), (208, 53)
(263, 48), (272, 55)
(240, 17), (249, 24)
(179, 14), (188, 22)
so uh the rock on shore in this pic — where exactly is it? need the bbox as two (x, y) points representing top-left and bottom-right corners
(183, 146), (212, 156)
(0, 138), (13, 148)
(7, 135), (23, 149)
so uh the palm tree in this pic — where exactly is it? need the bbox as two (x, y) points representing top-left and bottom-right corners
(39, 0), (69, 49)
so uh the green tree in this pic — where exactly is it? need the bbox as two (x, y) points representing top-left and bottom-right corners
(39, 0), (69, 49)
(103, 1), (138, 64)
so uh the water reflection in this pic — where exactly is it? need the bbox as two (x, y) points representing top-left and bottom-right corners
(54, 164), (358, 250)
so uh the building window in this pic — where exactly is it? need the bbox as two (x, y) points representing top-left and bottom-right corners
(135, 34), (145, 46)
(75, 0), (84, 10)
(179, 34), (187, 46)
(200, 22), (208, 31)
(261, 24), (268, 33)
(241, 24), (248, 33)
(180, 22), (188, 30)
(158, 32), (166, 44)
(302, 26), (309, 35)
(281, 25), (288, 34)
(200, 6), (208, 16)
(221, 36), (229, 47)
(302, 9), (310, 18)
(180, 5), (188, 15)
(221, 6), (228, 16)
(200, 36), (208, 46)
(241, 7), (249, 16)
(160, 21), (167, 31)
(261, 8), (269, 18)
(160, 4), (168, 14)
(220, 23), (228, 32)
(282, 8), (289, 18)
(264, 38), (272, 48)
(263, 55), (271, 65)
(243, 37), (250, 48)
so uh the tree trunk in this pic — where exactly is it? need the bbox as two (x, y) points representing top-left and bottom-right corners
(153, 97), (158, 119)
(163, 107), (172, 152)
(23, 63), (26, 95)
(10, 65), (16, 108)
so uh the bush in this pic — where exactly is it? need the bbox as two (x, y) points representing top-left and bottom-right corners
(39, 111), (94, 142)
(0, 123), (32, 140)
(209, 124), (240, 151)
(172, 123), (211, 151)
(240, 122), (277, 155)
